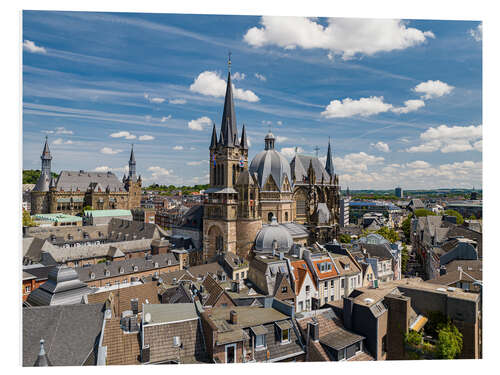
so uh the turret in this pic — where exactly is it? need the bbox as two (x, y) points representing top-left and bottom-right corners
(210, 123), (218, 149)
(264, 131), (275, 150)
(325, 137), (334, 178)
(240, 124), (248, 150)
(33, 136), (52, 192)
(34, 339), (52, 367)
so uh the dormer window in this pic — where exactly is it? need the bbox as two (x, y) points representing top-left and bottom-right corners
(275, 321), (291, 344)
(90, 272), (95, 280)
(155, 262), (159, 268)
(119, 267), (124, 274)
(133, 266), (138, 272)
(105, 270), (110, 277)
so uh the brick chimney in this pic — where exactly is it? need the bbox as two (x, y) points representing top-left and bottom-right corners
(230, 310), (238, 325)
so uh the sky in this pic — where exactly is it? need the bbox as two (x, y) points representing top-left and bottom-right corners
(22, 11), (482, 189)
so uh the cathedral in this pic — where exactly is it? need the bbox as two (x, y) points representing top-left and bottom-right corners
(203, 59), (340, 262)
(30, 138), (142, 215)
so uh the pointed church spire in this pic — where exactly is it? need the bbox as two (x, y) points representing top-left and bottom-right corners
(34, 339), (52, 367)
(128, 144), (136, 180)
(325, 137), (334, 177)
(220, 53), (238, 147)
(42, 136), (52, 161)
(34, 136), (52, 192)
(210, 123), (218, 149)
(240, 124), (248, 149)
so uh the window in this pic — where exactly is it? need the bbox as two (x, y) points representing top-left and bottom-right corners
(331, 280), (334, 287)
(225, 343), (236, 363)
(306, 299), (310, 310)
(236, 273), (240, 280)
(281, 328), (290, 343)
(305, 285), (310, 292)
(90, 272), (95, 280)
(119, 267), (124, 274)
(298, 301), (303, 312)
(285, 212), (289, 221)
(133, 266), (138, 272)
(268, 212), (274, 222)
(338, 348), (345, 361)
(357, 275), (361, 285)
(281, 286), (287, 293)
(382, 335), (387, 354)
(341, 278), (345, 288)
(105, 270), (110, 277)
(255, 334), (266, 349)
(331, 295), (334, 301)
(25, 286), (31, 293)
(324, 281), (328, 289)
(155, 262), (159, 268)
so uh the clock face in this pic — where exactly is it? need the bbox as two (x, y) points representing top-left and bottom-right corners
(239, 158), (245, 168)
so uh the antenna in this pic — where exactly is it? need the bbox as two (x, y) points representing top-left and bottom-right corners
(228, 51), (232, 72)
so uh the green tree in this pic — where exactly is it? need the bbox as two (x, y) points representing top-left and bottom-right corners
(444, 209), (464, 225)
(436, 321), (463, 359)
(22, 210), (37, 227)
(23, 169), (58, 184)
(401, 244), (409, 274)
(339, 234), (351, 243)
(468, 214), (477, 220)
(402, 216), (412, 241)
(414, 208), (436, 217)
(371, 226), (399, 243)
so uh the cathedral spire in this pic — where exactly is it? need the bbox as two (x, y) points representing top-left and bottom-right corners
(220, 54), (238, 148)
(34, 136), (52, 192)
(210, 123), (218, 149)
(128, 144), (136, 180)
(240, 124), (248, 150)
(325, 137), (334, 177)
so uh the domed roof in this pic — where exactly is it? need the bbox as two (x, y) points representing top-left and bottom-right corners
(255, 217), (294, 252)
(249, 133), (292, 192)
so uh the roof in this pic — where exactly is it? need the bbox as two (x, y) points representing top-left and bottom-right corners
(33, 213), (82, 223)
(201, 274), (226, 307)
(23, 303), (104, 366)
(249, 147), (292, 191)
(291, 154), (331, 184)
(101, 317), (141, 365)
(86, 282), (160, 316)
(219, 71), (239, 148)
(311, 258), (339, 280)
(55, 170), (125, 192)
(85, 209), (132, 218)
(320, 329), (365, 351)
(143, 303), (198, 324)
(207, 306), (288, 328)
(291, 260), (315, 293)
(255, 217), (294, 252)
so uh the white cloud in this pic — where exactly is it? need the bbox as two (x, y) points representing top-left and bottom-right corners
(144, 93), (165, 104)
(232, 72), (246, 80)
(100, 147), (123, 155)
(54, 126), (73, 135)
(407, 124), (482, 154)
(413, 80), (454, 100)
(189, 71), (259, 102)
(139, 135), (155, 141)
(169, 98), (186, 104)
(188, 116), (212, 131)
(280, 146), (304, 158)
(262, 120), (272, 125)
(247, 136), (252, 147)
(391, 99), (425, 114)
(255, 73), (267, 81)
(93, 165), (129, 174)
(371, 141), (390, 153)
(187, 160), (205, 166)
(161, 115), (172, 122)
(276, 136), (288, 143)
(173, 145), (184, 150)
(321, 96), (393, 118)
(333, 152), (384, 172)
(148, 166), (174, 180)
(469, 23), (482, 42)
(406, 160), (430, 169)
(243, 17), (434, 60)
(110, 131), (136, 139)
(52, 138), (73, 145)
(277, 121), (283, 126)
(23, 40), (47, 54)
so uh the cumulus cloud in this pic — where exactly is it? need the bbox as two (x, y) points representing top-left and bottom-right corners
(144, 93), (165, 104)
(281, 146), (304, 158)
(110, 131), (136, 140)
(54, 126), (73, 135)
(232, 72), (246, 80)
(333, 152), (384, 172)
(276, 136), (288, 143)
(189, 71), (259, 102)
(139, 135), (155, 141)
(255, 73), (267, 81)
(161, 115), (172, 122)
(148, 166), (174, 180)
(413, 80), (454, 100)
(187, 160), (206, 166)
(469, 23), (482, 42)
(23, 40), (47, 54)
(52, 138), (73, 145)
(188, 116), (212, 131)
(100, 147), (123, 155)
(406, 160), (430, 169)
(321, 96), (393, 118)
(371, 141), (390, 153)
(406, 124), (482, 153)
(277, 121), (283, 126)
(173, 145), (184, 150)
(391, 99), (425, 114)
(93, 165), (129, 173)
(243, 17), (434, 60)
(169, 99), (186, 104)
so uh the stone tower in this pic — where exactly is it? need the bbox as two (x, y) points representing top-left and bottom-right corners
(203, 56), (247, 262)
(124, 145), (142, 209)
(31, 137), (52, 214)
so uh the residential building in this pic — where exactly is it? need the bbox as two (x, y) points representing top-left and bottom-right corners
(83, 209), (133, 226)
(290, 259), (318, 313)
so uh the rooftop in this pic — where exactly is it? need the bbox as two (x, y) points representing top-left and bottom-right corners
(85, 209), (132, 217)
(33, 213), (82, 223)
(143, 303), (198, 325)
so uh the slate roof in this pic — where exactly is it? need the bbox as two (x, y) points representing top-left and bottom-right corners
(249, 145), (293, 191)
(75, 253), (179, 282)
(179, 205), (204, 230)
(54, 170), (125, 192)
(290, 154), (331, 184)
(23, 303), (104, 366)
(201, 274), (227, 307)
(185, 262), (229, 281)
(101, 316), (141, 365)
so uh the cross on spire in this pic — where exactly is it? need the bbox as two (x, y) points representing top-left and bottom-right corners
(228, 51), (232, 72)
(313, 146), (320, 158)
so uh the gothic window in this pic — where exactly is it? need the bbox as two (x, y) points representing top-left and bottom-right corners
(268, 212), (274, 222)
(285, 212), (289, 222)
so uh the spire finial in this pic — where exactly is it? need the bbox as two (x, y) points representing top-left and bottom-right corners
(314, 145), (320, 158)
(228, 51), (232, 72)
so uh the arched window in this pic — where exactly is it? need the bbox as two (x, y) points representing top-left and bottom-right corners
(232, 164), (236, 186)
(268, 212), (274, 222)
(285, 212), (289, 222)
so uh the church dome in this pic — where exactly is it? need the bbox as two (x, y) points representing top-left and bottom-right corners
(255, 217), (294, 252)
(249, 132), (292, 192)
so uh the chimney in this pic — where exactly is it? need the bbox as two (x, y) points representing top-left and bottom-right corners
(308, 321), (319, 342)
(131, 298), (139, 315)
(231, 280), (240, 293)
(129, 314), (138, 332)
(230, 310), (238, 325)
(141, 344), (150, 363)
(343, 297), (354, 330)
(279, 251), (284, 261)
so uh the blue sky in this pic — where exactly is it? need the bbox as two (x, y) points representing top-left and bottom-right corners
(22, 11), (482, 189)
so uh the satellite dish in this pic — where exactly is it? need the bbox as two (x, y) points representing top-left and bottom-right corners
(144, 312), (151, 323)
